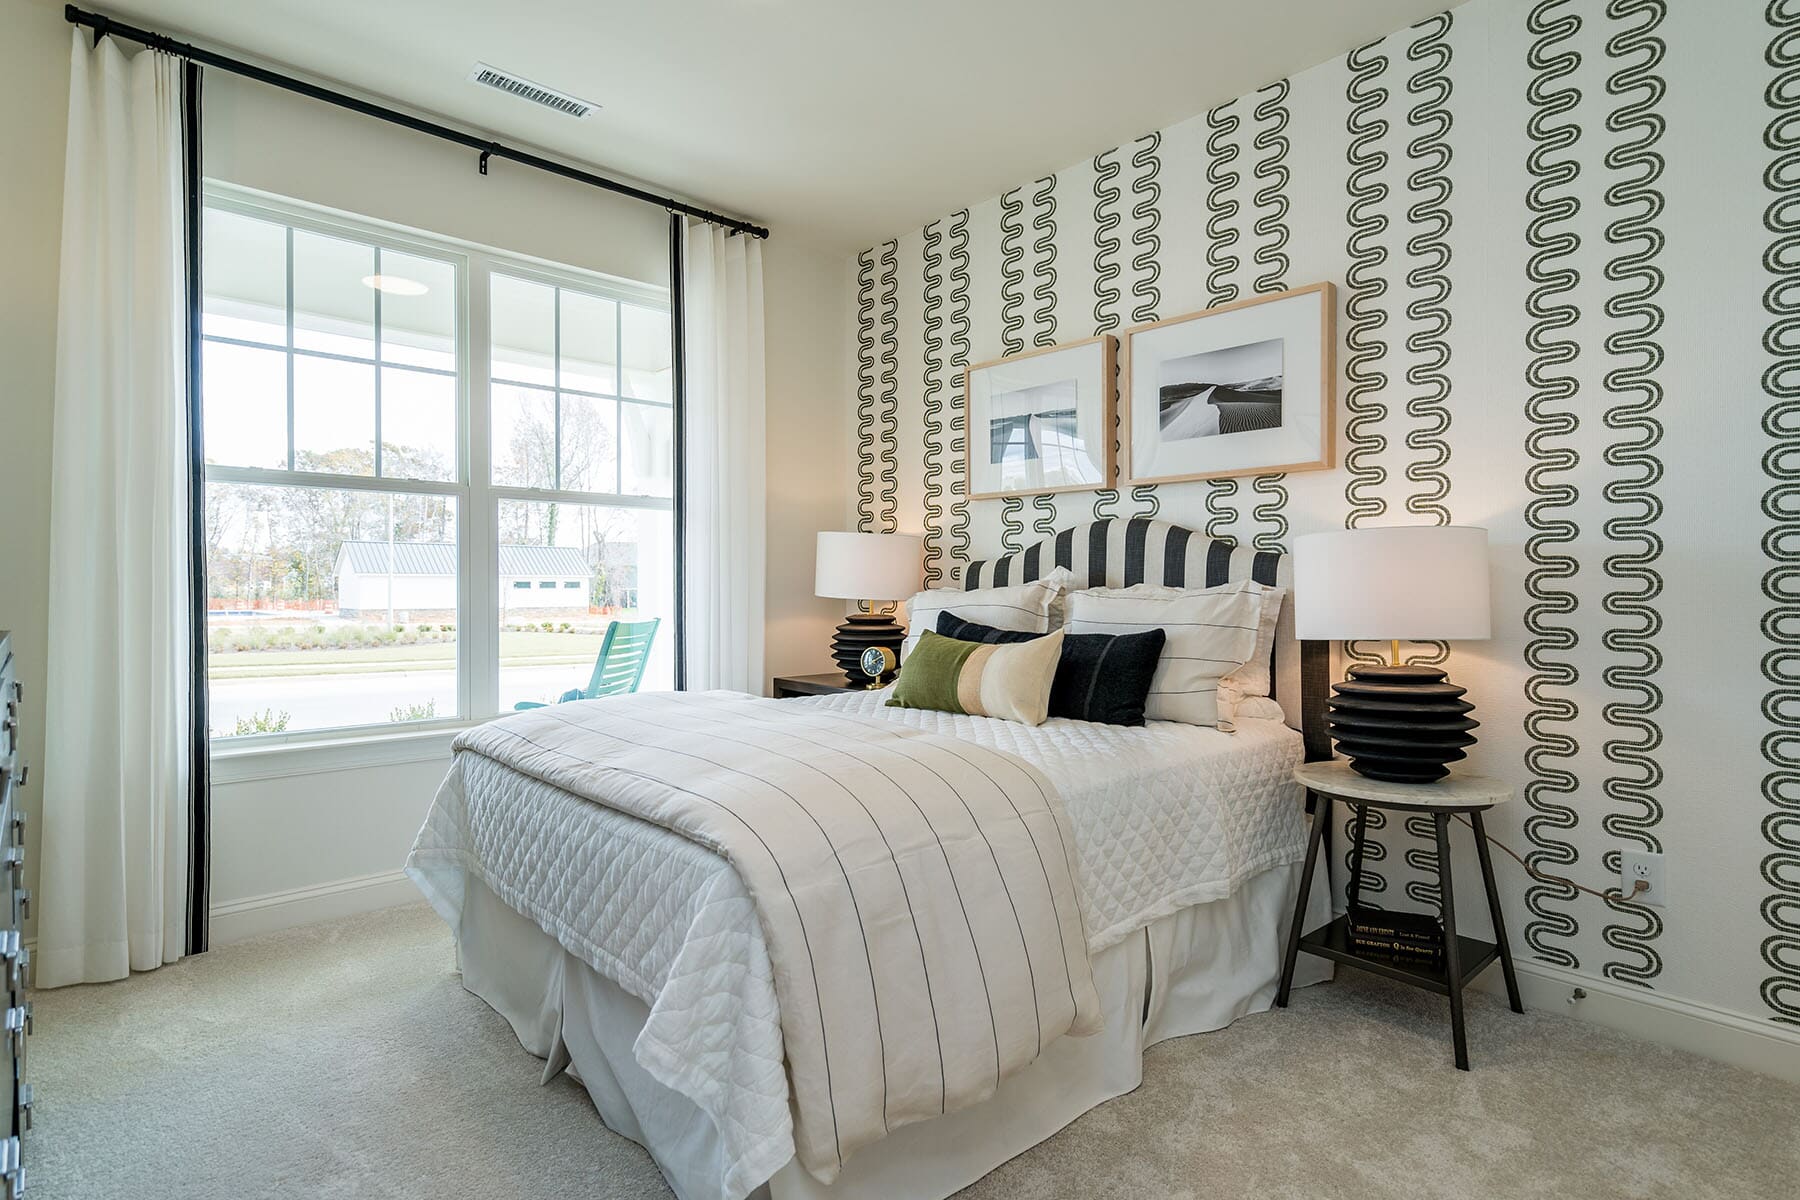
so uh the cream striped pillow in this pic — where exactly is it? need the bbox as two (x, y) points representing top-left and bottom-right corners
(901, 571), (1068, 662)
(1064, 581), (1268, 727)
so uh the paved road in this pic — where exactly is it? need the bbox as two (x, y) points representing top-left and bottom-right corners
(209, 663), (588, 735)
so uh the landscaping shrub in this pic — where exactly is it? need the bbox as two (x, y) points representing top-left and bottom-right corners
(232, 708), (291, 736)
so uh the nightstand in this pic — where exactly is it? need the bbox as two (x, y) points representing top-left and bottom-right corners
(1275, 758), (1524, 1070)
(771, 673), (885, 699)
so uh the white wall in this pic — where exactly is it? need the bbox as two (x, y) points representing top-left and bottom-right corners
(763, 237), (854, 685)
(339, 572), (459, 613)
(0, 0), (851, 943)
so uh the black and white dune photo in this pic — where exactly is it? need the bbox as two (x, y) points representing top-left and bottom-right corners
(1157, 337), (1285, 440)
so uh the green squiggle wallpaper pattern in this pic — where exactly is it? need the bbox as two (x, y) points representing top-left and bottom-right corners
(847, 0), (1793, 1029)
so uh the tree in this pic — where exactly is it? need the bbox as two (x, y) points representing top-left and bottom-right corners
(201, 443), (454, 609)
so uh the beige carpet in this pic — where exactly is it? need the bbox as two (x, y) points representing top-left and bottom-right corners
(27, 903), (1800, 1200)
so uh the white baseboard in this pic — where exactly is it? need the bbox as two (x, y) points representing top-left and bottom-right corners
(209, 869), (421, 945)
(1471, 959), (1800, 1085)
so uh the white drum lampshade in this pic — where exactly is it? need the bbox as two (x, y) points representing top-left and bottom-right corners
(1293, 525), (1491, 646)
(814, 531), (923, 602)
(1293, 526), (1492, 784)
(814, 531), (921, 683)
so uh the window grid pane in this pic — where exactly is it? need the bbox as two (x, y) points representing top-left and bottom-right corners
(203, 200), (676, 740)
(201, 214), (459, 485)
(205, 481), (459, 737)
(490, 273), (658, 497)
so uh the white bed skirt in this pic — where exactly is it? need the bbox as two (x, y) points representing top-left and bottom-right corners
(450, 851), (1332, 1200)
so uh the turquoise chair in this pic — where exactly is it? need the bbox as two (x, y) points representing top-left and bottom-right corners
(513, 618), (660, 710)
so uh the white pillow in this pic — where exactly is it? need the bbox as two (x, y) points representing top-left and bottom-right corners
(1064, 581), (1268, 727)
(902, 574), (1066, 661)
(1220, 583), (1286, 703)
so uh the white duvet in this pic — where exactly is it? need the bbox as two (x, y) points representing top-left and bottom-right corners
(406, 689), (1307, 1200)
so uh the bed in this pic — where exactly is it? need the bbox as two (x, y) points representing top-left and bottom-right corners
(406, 518), (1336, 1200)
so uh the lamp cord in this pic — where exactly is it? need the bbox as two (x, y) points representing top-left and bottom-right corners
(1450, 814), (1648, 905)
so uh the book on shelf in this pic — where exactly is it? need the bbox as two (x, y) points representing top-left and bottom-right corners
(1346, 905), (1444, 962)
(1347, 934), (1444, 965)
(1347, 905), (1442, 943)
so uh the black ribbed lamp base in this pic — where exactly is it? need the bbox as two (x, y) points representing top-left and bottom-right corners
(830, 613), (903, 684)
(1326, 664), (1479, 783)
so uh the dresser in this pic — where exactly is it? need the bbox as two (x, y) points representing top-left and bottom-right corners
(1, 633), (31, 1198)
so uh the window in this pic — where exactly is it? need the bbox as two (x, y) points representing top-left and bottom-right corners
(201, 190), (678, 741)
(489, 269), (674, 710)
(490, 274), (673, 498)
(497, 500), (672, 709)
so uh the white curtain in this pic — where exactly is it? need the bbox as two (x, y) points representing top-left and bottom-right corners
(681, 220), (767, 693)
(37, 32), (192, 988)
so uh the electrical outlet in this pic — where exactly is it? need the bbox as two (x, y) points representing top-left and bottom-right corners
(1620, 850), (1666, 907)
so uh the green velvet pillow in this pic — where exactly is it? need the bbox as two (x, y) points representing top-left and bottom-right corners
(886, 629), (1063, 726)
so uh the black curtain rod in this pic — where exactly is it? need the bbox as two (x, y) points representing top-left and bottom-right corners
(63, 5), (771, 240)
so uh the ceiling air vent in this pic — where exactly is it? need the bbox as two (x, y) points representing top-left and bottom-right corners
(467, 62), (597, 119)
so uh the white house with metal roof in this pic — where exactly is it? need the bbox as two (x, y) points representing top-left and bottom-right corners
(333, 541), (593, 616)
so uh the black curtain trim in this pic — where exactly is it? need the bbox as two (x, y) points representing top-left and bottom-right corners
(669, 213), (689, 691)
(182, 59), (211, 957)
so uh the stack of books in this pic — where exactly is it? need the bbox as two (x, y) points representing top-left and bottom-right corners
(1346, 906), (1445, 966)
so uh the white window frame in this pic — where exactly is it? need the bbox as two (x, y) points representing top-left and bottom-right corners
(204, 183), (675, 769)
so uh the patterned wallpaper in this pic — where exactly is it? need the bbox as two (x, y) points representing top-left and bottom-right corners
(848, 0), (1800, 1034)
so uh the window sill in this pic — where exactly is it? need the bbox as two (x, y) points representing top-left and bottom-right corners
(210, 720), (477, 785)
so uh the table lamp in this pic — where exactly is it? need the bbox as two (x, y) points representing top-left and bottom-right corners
(815, 531), (922, 684)
(1293, 526), (1492, 783)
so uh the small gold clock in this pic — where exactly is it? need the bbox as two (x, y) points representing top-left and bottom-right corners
(858, 645), (898, 683)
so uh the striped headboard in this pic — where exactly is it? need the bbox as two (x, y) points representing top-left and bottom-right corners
(964, 518), (1331, 761)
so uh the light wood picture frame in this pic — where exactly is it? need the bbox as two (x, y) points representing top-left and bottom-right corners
(1121, 282), (1336, 486)
(963, 334), (1117, 501)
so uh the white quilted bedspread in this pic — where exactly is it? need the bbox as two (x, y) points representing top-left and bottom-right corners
(406, 689), (1306, 1200)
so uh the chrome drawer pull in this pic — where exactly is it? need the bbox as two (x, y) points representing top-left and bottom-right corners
(13, 892), (25, 922)
(15, 1085), (28, 1133)
(5, 1006), (25, 1076)
(0, 1134), (18, 1200)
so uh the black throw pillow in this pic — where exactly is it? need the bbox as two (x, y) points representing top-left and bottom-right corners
(935, 613), (1164, 726)
(935, 611), (1044, 645)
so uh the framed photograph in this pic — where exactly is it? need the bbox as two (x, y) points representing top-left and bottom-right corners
(1122, 282), (1335, 485)
(964, 335), (1116, 500)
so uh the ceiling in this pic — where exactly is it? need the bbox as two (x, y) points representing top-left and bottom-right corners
(87, 0), (1453, 250)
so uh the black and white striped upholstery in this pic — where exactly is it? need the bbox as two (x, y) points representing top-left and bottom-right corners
(965, 518), (1331, 761)
(965, 517), (1287, 593)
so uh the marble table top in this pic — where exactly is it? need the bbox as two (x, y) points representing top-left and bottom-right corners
(1293, 758), (1512, 810)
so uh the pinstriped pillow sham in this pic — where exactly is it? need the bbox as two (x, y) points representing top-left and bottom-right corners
(1063, 582), (1267, 727)
(900, 571), (1069, 663)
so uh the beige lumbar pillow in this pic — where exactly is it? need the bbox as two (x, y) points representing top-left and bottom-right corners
(886, 629), (1065, 726)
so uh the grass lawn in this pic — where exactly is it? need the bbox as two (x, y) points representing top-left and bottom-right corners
(209, 630), (609, 678)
